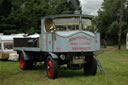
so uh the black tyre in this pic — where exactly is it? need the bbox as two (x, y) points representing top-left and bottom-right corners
(46, 55), (59, 79)
(83, 57), (97, 75)
(20, 53), (33, 70)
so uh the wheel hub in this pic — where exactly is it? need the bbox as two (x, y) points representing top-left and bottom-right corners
(47, 65), (50, 71)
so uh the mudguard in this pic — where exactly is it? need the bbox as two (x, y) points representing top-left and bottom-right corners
(20, 50), (33, 60)
(48, 52), (58, 59)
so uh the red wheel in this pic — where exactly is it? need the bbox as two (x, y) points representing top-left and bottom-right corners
(19, 52), (33, 70)
(47, 59), (53, 77)
(46, 56), (58, 79)
(20, 55), (24, 69)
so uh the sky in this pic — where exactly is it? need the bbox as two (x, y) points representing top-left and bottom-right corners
(79, 0), (103, 16)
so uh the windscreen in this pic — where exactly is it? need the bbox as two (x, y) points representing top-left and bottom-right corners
(54, 17), (92, 31)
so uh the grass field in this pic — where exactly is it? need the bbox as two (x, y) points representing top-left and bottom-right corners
(0, 47), (128, 85)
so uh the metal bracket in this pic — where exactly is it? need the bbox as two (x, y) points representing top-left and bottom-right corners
(49, 52), (58, 59)
(96, 56), (106, 74)
(21, 50), (32, 60)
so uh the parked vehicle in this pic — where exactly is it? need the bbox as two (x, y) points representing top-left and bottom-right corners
(0, 34), (24, 61)
(14, 14), (100, 79)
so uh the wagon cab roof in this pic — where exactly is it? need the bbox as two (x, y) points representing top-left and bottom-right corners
(41, 14), (93, 19)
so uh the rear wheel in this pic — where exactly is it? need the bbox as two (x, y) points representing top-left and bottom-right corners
(20, 53), (33, 70)
(46, 55), (58, 79)
(83, 57), (97, 75)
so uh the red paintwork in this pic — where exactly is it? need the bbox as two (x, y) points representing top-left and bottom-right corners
(20, 56), (24, 69)
(72, 47), (91, 50)
(47, 59), (53, 77)
(42, 35), (46, 45)
(49, 41), (51, 44)
(69, 36), (92, 42)
(70, 43), (91, 45)
(56, 48), (60, 51)
(95, 40), (98, 44)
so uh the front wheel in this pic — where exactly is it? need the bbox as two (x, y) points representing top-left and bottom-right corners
(20, 53), (33, 70)
(83, 57), (97, 75)
(46, 55), (59, 79)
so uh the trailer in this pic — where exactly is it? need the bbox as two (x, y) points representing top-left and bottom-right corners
(0, 34), (24, 61)
(14, 14), (100, 79)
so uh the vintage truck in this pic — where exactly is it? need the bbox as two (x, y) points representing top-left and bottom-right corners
(14, 14), (100, 79)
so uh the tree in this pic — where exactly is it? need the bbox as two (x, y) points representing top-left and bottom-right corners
(0, 0), (12, 33)
(0, 0), (81, 34)
(95, 0), (128, 47)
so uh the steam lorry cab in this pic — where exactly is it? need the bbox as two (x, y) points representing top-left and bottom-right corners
(14, 14), (100, 79)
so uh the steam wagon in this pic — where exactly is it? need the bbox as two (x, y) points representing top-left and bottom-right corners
(14, 14), (100, 79)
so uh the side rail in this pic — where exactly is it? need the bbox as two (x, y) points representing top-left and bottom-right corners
(14, 38), (39, 48)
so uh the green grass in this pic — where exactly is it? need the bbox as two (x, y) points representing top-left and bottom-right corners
(0, 49), (128, 85)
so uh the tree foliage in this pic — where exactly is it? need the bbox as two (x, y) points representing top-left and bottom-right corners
(95, 0), (128, 44)
(0, 0), (80, 34)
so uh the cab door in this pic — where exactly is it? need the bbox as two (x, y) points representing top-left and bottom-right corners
(47, 33), (53, 52)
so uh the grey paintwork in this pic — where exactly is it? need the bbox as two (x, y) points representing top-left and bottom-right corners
(14, 14), (100, 59)
(21, 50), (31, 60)
(52, 31), (96, 52)
(14, 47), (40, 52)
(49, 52), (58, 59)
(40, 14), (100, 52)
